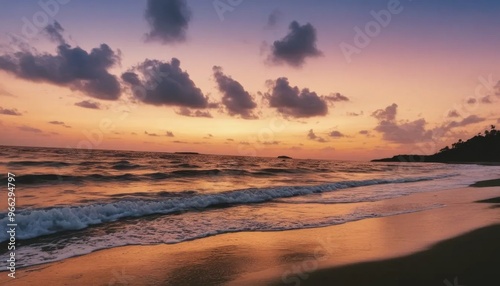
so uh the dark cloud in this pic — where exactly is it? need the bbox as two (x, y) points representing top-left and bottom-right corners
(266, 77), (328, 118)
(75, 100), (101, 109)
(176, 107), (213, 118)
(226, 138), (234, 141)
(329, 131), (345, 138)
(269, 21), (322, 67)
(359, 130), (370, 135)
(0, 39), (121, 100)
(48, 121), (70, 128)
(265, 9), (282, 29)
(324, 93), (349, 102)
(0, 107), (22, 116)
(44, 21), (65, 44)
(372, 104), (433, 144)
(447, 110), (460, 118)
(212, 66), (257, 119)
(18, 125), (42, 133)
(122, 58), (212, 108)
(166, 131), (174, 137)
(144, 0), (191, 44)
(307, 129), (327, 143)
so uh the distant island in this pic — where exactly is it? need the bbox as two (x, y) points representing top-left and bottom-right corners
(174, 152), (200, 155)
(372, 125), (500, 163)
(277, 155), (292, 159)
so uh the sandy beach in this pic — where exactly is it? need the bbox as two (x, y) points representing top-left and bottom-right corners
(1, 182), (499, 286)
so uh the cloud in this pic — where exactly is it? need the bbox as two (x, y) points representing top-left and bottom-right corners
(18, 125), (42, 133)
(371, 103), (433, 144)
(75, 100), (101, 109)
(374, 119), (433, 144)
(494, 81), (500, 97)
(265, 9), (282, 29)
(176, 107), (213, 118)
(307, 129), (327, 143)
(359, 130), (370, 135)
(144, 0), (191, 44)
(446, 115), (485, 129)
(268, 21), (322, 67)
(44, 21), (65, 44)
(0, 84), (14, 97)
(266, 77), (328, 118)
(145, 131), (174, 137)
(145, 131), (159, 137)
(48, 120), (70, 128)
(0, 107), (22, 116)
(122, 58), (212, 108)
(447, 110), (460, 118)
(347, 111), (364, 116)
(212, 66), (257, 119)
(372, 103), (397, 121)
(466, 98), (477, 104)
(262, 140), (281, 145)
(481, 95), (493, 104)
(329, 130), (345, 138)
(324, 93), (349, 102)
(0, 32), (121, 100)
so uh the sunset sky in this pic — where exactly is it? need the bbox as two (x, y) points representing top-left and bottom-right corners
(0, 0), (499, 160)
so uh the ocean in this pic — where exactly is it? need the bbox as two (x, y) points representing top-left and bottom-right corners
(1, 146), (500, 269)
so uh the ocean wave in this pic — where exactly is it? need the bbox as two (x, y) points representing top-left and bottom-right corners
(3, 168), (282, 185)
(7, 160), (71, 167)
(0, 174), (455, 242)
(6, 204), (443, 269)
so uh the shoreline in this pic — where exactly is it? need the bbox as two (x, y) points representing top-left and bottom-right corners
(269, 178), (500, 285)
(1, 183), (499, 285)
(271, 224), (500, 286)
